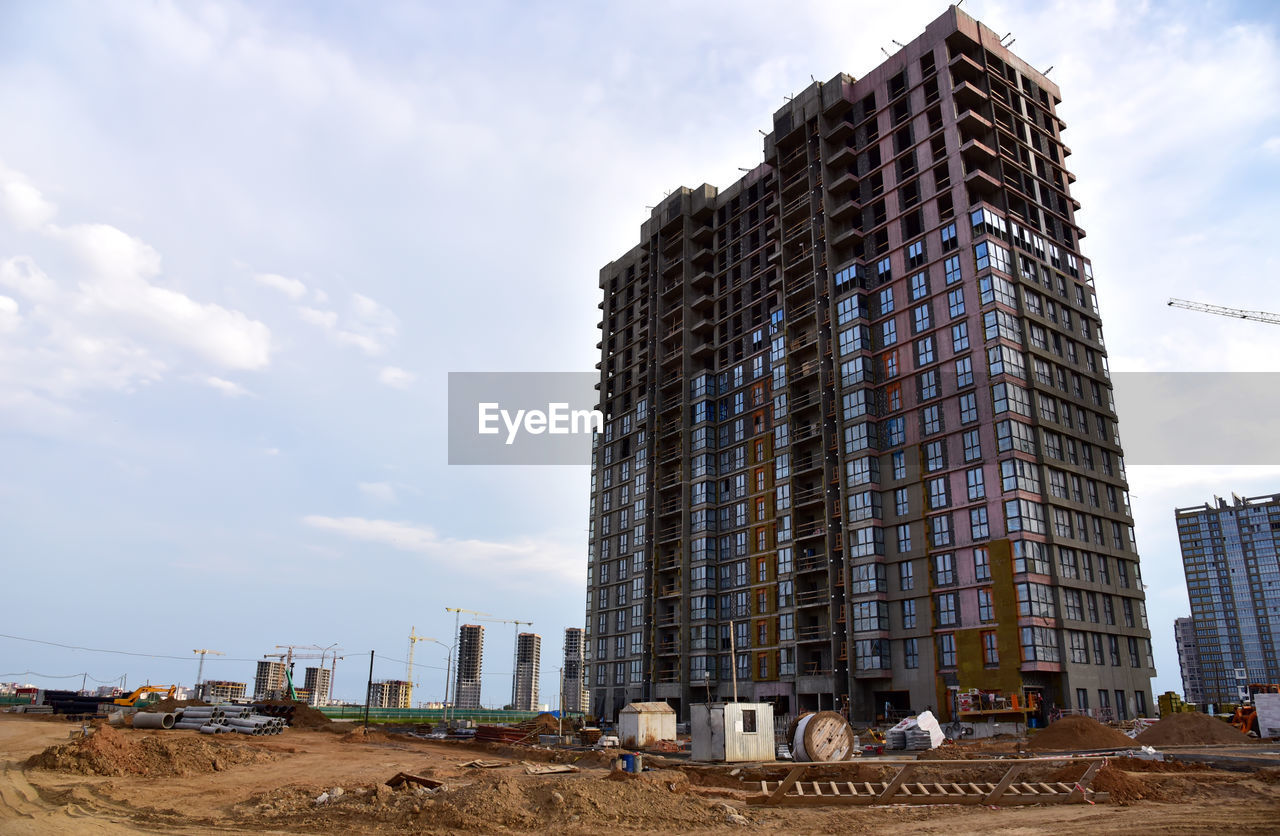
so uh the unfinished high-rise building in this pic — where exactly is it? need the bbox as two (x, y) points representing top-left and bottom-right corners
(198, 680), (246, 703)
(254, 660), (288, 701)
(303, 666), (333, 707)
(562, 627), (589, 713)
(1176, 493), (1280, 705)
(1173, 616), (1205, 705)
(585, 4), (1155, 723)
(513, 632), (542, 711)
(368, 679), (411, 709)
(455, 624), (485, 710)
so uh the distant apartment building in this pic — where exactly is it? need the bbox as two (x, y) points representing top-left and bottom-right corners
(585, 5), (1154, 723)
(198, 680), (247, 702)
(1177, 493), (1280, 704)
(455, 624), (485, 710)
(303, 667), (333, 707)
(1173, 616), (1205, 705)
(513, 633), (542, 711)
(254, 660), (288, 701)
(369, 679), (411, 709)
(563, 627), (589, 713)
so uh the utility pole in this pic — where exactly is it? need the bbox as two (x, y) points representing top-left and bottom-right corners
(364, 650), (374, 733)
(445, 607), (491, 724)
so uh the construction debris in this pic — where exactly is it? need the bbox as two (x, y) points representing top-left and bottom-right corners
(521, 760), (579, 775)
(385, 771), (445, 789)
(460, 759), (509, 769)
(885, 711), (944, 750)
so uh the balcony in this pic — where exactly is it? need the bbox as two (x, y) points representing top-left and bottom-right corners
(952, 79), (989, 110)
(948, 51), (985, 84)
(796, 589), (828, 608)
(960, 137), (998, 168)
(964, 166), (1002, 197)
(796, 519), (826, 540)
(827, 169), (858, 194)
(797, 623), (829, 642)
(956, 107), (993, 135)
(796, 551), (828, 573)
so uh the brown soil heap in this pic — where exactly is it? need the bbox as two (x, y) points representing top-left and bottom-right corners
(1026, 715), (1136, 751)
(25, 724), (275, 777)
(1135, 712), (1253, 746)
(255, 699), (335, 730)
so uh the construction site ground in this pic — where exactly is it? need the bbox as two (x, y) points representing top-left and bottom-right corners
(3, 715), (1280, 835)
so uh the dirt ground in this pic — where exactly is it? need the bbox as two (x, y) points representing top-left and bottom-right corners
(3, 715), (1280, 835)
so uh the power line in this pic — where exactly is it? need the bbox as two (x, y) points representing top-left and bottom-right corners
(0, 671), (121, 681)
(0, 632), (261, 663)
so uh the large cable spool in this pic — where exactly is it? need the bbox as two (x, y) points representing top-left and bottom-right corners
(791, 710), (855, 762)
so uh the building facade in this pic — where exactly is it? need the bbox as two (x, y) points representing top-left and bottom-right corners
(455, 624), (485, 710)
(369, 679), (411, 709)
(254, 660), (288, 701)
(303, 666), (333, 707)
(198, 680), (247, 703)
(1173, 616), (1205, 705)
(563, 627), (589, 713)
(513, 632), (542, 711)
(585, 5), (1154, 723)
(1176, 494), (1280, 705)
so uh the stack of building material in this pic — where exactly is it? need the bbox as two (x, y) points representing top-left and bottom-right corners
(885, 712), (944, 751)
(160, 704), (286, 735)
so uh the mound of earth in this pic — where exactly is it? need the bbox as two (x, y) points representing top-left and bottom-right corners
(25, 723), (275, 777)
(1026, 716), (1135, 751)
(255, 699), (335, 730)
(1135, 712), (1252, 746)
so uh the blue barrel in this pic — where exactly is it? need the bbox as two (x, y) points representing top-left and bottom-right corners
(621, 753), (636, 772)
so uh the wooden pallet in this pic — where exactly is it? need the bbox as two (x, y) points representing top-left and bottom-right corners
(749, 757), (1106, 806)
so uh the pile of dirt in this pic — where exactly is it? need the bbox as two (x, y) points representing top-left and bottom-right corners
(145, 698), (208, 713)
(255, 699), (336, 730)
(25, 724), (275, 777)
(1091, 764), (1159, 804)
(235, 770), (748, 832)
(1135, 712), (1252, 746)
(1026, 716), (1135, 751)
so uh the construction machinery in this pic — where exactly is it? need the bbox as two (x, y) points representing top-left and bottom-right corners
(112, 685), (177, 706)
(1167, 298), (1280, 326)
(1233, 684), (1280, 736)
(192, 648), (224, 691)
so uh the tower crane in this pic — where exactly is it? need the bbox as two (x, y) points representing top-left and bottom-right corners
(264, 645), (344, 704)
(481, 617), (534, 708)
(1167, 298), (1280, 326)
(192, 649), (224, 692)
(406, 627), (438, 708)
(444, 607), (491, 722)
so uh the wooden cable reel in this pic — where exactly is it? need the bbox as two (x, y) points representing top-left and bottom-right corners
(791, 710), (855, 761)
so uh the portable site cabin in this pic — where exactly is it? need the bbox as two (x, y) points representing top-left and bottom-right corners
(691, 702), (776, 763)
(618, 701), (676, 748)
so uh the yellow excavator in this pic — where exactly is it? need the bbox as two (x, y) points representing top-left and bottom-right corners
(112, 685), (177, 706)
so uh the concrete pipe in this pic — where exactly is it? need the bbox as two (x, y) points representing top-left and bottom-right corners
(173, 721), (205, 730)
(133, 712), (176, 730)
(198, 725), (221, 735)
(792, 711), (856, 762)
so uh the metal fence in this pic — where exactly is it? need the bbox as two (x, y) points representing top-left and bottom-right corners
(317, 706), (562, 724)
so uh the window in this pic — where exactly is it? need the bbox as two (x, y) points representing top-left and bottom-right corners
(912, 303), (932, 334)
(933, 552), (955, 585)
(956, 356), (974, 388)
(1068, 631), (1088, 664)
(922, 404), (943, 436)
(937, 633), (957, 667)
(896, 523), (912, 553)
(882, 318), (898, 346)
(974, 241), (1013, 275)
(878, 286), (895, 315)
(978, 588), (994, 622)
(899, 561), (915, 590)
(944, 254), (962, 284)
(908, 240), (927, 270)
(1005, 498), (1046, 534)
(992, 382), (1032, 416)
(947, 287), (965, 318)
(952, 321), (969, 351)
(901, 599), (917, 629)
(982, 632), (998, 666)
(924, 440), (945, 471)
(963, 429), (982, 462)
(915, 335), (936, 366)
(1064, 589), (1083, 621)
(1000, 458), (1041, 493)
(930, 513), (952, 547)
(1020, 626), (1060, 662)
(919, 369), (939, 400)
(1017, 582), (1057, 617)
(904, 638), (919, 669)
(959, 392), (978, 424)
(910, 269), (929, 299)
(966, 466), (985, 500)
(970, 507), (989, 539)
(941, 222), (958, 252)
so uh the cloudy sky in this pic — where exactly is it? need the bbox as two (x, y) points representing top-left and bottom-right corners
(2, 0), (1278, 704)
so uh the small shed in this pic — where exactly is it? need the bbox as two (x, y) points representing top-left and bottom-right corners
(691, 702), (776, 763)
(618, 701), (677, 748)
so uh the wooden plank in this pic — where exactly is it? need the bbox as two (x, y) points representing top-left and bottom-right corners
(1066, 760), (1102, 803)
(829, 781), (840, 796)
(766, 766), (804, 804)
(1019, 783), (1040, 795)
(916, 783), (930, 795)
(1039, 782), (1060, 795)
(878, 765), (916, 803)
(864, 782), (874, 796)
(812, 782), (822, 796)
(846, 781), (858, 796)
(982, 763), (1028, 805)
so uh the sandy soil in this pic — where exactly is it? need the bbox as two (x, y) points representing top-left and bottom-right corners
(3, 715), (1279, 835)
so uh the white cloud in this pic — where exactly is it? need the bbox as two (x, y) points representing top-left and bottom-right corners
(253, 271), (307, 300)
(377, 366), (414, 389)
(357, 481), (397, 502)
(0, 167), (272, 405)
(0, 172), (56, 230)
(1263, 136), (1280, 155)
(336, 329), (383, 355)
(264, 447), (280, 456)
(297, 306), (337, 328)
(302, 515), (580, 585)
(204, 375), (250, 397)
(0, 295), (19, 333)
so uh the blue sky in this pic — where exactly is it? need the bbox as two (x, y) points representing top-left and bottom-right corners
(1, 0), (1279, 704)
